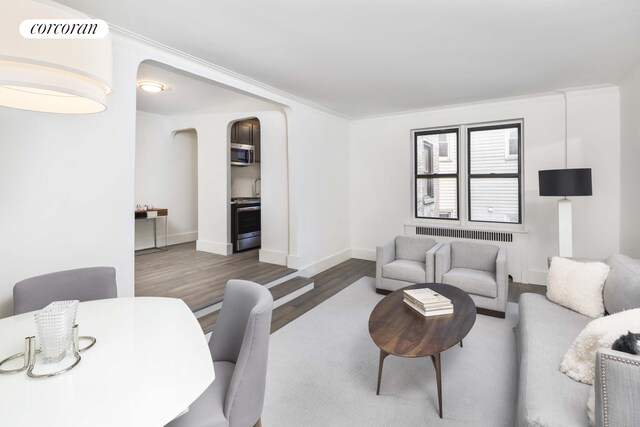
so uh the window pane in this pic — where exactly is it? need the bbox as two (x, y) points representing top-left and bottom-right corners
(416, 177), (458, 219)
(416, 131), (457, 174)
(469, 127), (519, 174)
(469, 178), (519, 223)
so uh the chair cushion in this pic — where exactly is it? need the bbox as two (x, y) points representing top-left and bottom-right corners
(166, 361), (234, 427)
(395, 235), (436, 263)
(451, 241), (498, 273)
(603, 254), (640, 314)
(382, 259), (426, 284)
(441, 267), (497, 298)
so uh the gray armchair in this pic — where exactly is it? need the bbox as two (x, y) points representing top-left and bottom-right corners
(435, 241), (507, 317)
(595, 348), (640, 427)
(167, 279), (273, 427)
(13, 267), (117, 315)
(376, 235), (442, 294)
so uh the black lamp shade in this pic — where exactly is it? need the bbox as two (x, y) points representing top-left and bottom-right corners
(538, 168), (592, 197)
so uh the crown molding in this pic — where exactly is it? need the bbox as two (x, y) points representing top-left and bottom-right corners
(109, 24), (351, 120)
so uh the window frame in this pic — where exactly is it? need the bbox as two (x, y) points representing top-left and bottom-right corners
(467, 122), (522, 225)
(414, 127), (460, 221)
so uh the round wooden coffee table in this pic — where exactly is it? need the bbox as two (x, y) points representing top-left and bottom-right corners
(368, 283), (476, 418)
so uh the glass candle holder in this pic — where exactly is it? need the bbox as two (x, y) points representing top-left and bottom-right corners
(35, 301), (79, 364)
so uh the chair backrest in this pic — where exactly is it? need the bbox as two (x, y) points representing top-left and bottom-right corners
(395, 235), (436, 262)
(13, 267), (117, 315)
(451, 241), (499, 273)
(210, 280), (274, 427)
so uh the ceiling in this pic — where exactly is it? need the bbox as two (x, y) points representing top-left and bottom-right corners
(136, 61), (282, 115)
(57, 0), (640, 118)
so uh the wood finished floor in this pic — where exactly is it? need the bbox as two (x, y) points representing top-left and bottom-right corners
(135, 242), (295, 312)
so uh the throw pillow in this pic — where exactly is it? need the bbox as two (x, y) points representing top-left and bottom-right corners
(560, 308), (640, 384)
(547, 257), (610, 318)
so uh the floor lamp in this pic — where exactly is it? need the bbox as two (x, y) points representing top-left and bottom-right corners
(538, 92), (593, 258)
(538, 168), (592, 257)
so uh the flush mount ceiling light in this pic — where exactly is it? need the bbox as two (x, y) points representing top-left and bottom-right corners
(0, 0), (113, 114)
(138, 81), (167, 93)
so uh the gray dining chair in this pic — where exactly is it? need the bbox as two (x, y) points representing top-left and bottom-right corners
(13, 267), (117, 315)
(167, 279), (274, 427)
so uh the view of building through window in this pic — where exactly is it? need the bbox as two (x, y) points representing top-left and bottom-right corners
(415, 122), (522, 224)
(469, 124), (521, 223)
(415, 129), (458, 219)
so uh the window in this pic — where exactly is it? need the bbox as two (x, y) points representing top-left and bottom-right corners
(506, 128), (518, 159)
(413, 121), (523, 225)
(438, 134), (450, 159)
(414, 128), (459, 219)
(468, 123), (521, 224)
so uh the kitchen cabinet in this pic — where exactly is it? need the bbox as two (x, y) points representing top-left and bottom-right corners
(231, 119), (261, 162)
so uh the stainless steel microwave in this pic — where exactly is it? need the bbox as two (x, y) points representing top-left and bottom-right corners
(230, 143), (255, 166)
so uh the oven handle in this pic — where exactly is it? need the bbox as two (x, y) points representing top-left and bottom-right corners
(237, 206), (261, 212)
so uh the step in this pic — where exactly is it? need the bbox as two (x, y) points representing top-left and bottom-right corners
(197, 276), (314, 334)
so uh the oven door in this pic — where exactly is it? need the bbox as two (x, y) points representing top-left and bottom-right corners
(230, 143), (255, 166)
(235, 205), (261, 251)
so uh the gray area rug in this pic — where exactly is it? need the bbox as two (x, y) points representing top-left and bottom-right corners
(262, 277), (519, 426)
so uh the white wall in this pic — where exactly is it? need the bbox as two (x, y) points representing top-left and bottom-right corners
(230, 163), (260, 198)
(350, 88), (621, 284)
(0, 40), (137, 317)
(135, 112), (198, 249)
(0, 29), (351, 318)
(620, 63), (640, 258)
(287, 105), (352, 275)
(168, 110), (292, 265)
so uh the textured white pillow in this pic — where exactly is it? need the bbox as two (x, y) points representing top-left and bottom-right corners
(547, 257), (610, 318)
(560, 308), (640, 384)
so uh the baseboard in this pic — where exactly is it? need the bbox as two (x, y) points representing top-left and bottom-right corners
(527, 269), (548, 286)
(298, 248), (352, 278)
(351, 248), (376, 261)
(286, 254), (301, 270)
(259, 249), (288, 266)
(135, 231), (197, 251)
(168, 232), (197, 246)
(196, 239), (232, 255)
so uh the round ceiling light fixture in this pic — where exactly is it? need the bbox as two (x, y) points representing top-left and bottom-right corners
(138, 81), (166, 93)
(0, 0), (113, 114)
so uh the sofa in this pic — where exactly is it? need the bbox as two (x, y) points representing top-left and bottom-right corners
(435, 241), (508, 317)
(516, 254), (640, 427)
(375, 235), (442, 294)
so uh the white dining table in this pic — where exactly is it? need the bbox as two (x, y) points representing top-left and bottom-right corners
(0, 297), (214, 427)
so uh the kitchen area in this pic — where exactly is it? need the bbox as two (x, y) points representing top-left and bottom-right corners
(230, 118), (262, 253)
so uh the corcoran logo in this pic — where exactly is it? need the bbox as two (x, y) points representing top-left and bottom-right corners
(19, 19), (109, 39)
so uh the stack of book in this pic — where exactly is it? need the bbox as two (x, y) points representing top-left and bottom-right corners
(403, 288), (454, 317)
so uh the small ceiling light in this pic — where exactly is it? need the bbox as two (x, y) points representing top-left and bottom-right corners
(138, 81), (166, 93)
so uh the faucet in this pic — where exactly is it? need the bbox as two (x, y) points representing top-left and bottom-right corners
(254, 178), (261, 197)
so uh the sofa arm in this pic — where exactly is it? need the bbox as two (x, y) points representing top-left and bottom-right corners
(595, 348), (640, 427)
(434, 243), (451, 282)
(425, 242), (443, 282)
(376, 238), (396, 285)
(496, 247), (508, 303)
